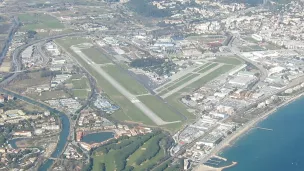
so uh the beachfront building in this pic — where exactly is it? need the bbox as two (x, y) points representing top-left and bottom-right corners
(198, 134), (223, 147)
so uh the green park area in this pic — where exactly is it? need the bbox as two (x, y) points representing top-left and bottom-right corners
(82, 47), (112, 64)
(214, 57), (243, 65)
(101, 65), (149, 95)
(91, 132), (181, 171)
(66, 76), (90, 89)
(72, 89), (90, 100)
(66, 75), (91, 100)
(56, 37), (91, 46)
(153, 159), (182, 171)
(18, 13), (64, 31)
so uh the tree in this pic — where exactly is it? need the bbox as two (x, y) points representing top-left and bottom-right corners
(0, 134), (6, 146)
(100, 163), (106, 171)
(135, 135), (164, 165)
(27, 30), (37, 38)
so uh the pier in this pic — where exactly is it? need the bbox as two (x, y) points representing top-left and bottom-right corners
(255, 127), (273, 131)
(213, 155), (227, 161)
(204, 156), (228, 167)
(204, 160), (221, 166)
(197, 161), (238, 171)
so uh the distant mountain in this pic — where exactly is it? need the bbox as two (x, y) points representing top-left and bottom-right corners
(223, 0), (263, 6)
(126, 0), (171, 18)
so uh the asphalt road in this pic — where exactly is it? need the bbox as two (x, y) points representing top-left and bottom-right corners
(36, 42), (50, 67)
(0, 32), (86, 86)
(228, 36), (268, 82)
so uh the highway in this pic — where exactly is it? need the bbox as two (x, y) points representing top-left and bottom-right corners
(70, 46), (180, 126)
(0, 32), (86, 86)
(0, 29), (89, 169)
(229, 36), (268, 82)
(36, 42), (50, 67)
(0, 17), (19, 64)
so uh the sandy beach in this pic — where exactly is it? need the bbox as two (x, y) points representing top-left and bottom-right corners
(195, 162), (237, 171)
(195, 92), (304, 170)
(219, 93), (304, 153)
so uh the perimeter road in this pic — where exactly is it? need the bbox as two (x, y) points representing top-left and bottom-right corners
(0, 32), (86, 86)
(70, 45), (180, 126)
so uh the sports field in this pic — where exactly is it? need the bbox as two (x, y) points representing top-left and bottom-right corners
(18, 13), (64, 31)
(72, 89), (90, 100)
(70, 77), (89, 89)
(66, 75), (91, 100)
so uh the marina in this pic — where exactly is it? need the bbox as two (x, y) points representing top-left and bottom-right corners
(204, 156), (232, 168)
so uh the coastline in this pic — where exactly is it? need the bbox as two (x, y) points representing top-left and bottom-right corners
(197, 92), (304, 170)
(195, 162), (237, 171)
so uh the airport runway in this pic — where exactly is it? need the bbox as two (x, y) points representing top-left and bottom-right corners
(70, 45), (180, 126)
(161, 64), (224, 98)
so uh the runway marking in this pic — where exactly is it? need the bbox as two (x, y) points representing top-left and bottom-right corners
(131, 98), (140, 103)
(161, 64), (224, 98)
(99, 63), (115, 66)
(135, 94), (151, 97)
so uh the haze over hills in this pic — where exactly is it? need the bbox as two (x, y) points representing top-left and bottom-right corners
(0, 0), (303, 170)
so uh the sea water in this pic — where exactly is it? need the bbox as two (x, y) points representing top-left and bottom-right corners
(221, 97), (304, 171)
